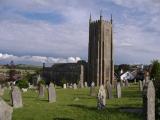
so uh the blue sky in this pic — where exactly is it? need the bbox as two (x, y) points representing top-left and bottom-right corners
(0, 0), (160, 65)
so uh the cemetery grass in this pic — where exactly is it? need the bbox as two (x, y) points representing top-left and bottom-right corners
(3, 84), (143, 120)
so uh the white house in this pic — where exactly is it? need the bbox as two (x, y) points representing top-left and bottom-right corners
(120, 71), (135, 81)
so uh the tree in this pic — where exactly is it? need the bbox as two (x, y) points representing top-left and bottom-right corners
(150, 60), (160, 120)
(150, 60), (160, 80)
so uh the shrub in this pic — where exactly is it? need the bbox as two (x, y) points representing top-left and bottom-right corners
(16, 79), (29, 89)
(38, 80), (45, 86)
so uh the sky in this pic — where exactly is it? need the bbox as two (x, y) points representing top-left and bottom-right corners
(0, 0), (160, 65)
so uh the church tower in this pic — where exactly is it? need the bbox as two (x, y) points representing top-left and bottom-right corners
(88, 13), (114, 86)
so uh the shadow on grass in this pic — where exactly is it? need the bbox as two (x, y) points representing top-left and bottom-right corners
(53, 118), (74, 120)
(68, 104), (143, 117)
(68, 104), (97, 111)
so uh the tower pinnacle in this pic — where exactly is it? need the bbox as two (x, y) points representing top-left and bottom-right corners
(110, 14), (113, 24)
(89, 13), (92, 23)
(100, 10), (103, 20)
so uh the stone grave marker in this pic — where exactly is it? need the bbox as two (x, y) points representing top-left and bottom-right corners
(0, 85), (4, 96)
(39, 84), (45, 98)
(125, 80), (129, 87)
(106, 81), (112, 99)
(84, 82), (88, 88)
(63, 84), (66, 89)
(139, 80), (143, 91)
(90, 82), (96, 96)
(48, 83), (56, 103)
(97, 85), (106, 110)
(116, 82), (121, 98)
(11, 86), (23, 108)
(73, 83), (77, 89)
(143, 81), (155, 120)
(0, 98), (13, 120)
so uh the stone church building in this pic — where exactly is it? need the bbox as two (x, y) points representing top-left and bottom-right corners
(43, 14), (114, 86)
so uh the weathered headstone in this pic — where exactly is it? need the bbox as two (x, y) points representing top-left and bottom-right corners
(73, 83), (77, 89)
(63, 84), (66, 89)
(90, 82), (96, 96)
(11, 86), (23, 108)
(139, 80), (143, 91)
(97, 85), (106, 110)
(0, 98), (13, 120)
(112, 80), (117, 89)
(48, 83), (56, 103)
(134, 79), (137, 84)
(84, 82), (88, 88)
(39, 84), (45, 98)
(125, 80), (129, 87)
(0, 85), (4, 96)
(120, 80), (125, 87)
(143, 79), (146, 87)
(79, 65), (84, 88)
(22, 88), (28, 93)
(143, 81), (155, 120)
(78, 81), (83, 88)
(116, 82), (121, 98)
(106, 81), (112, 99)
(66, 83), (69, 88)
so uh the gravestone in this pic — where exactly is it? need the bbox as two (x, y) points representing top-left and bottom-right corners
(143, 81), (155, 120)
(125, 80), (129, 87)
(66, 83), (69, 88)
(11, 86), (23, 108)
(0, 98), (13, 120)
(73, 83), (77, 89)
(106, 81), (112, 99)
(0, 85), (4, 96)
(142, 79), (146, 87)
(97, 85), (106, 110)
(48, 83), (56, 103)
(39, 84), (45, 98)
(120, 80), (125, 87)
(63, 84), (66, 89)
(79, 65), (84, 88)
(84, 82), (88, 88)
(22, 88), (28, 93)
(90, 82), (96, 96)
(116, 82), (121, 98)
(134, 79), (137, 84)
(139, 80), (143, 91)
(112, 80), (117, 89)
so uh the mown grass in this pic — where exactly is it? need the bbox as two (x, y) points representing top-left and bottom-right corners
(2, 83), (143, 120)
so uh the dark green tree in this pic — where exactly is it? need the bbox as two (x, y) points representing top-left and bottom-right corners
(150, 60), (160, 80)
(150, 60), (160, 120)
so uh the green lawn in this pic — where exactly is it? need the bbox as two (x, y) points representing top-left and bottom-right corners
(2, 84), (143, 120)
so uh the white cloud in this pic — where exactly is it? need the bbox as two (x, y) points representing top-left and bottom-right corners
(0, 53), (81, 66)
(0, 0), (160, 64)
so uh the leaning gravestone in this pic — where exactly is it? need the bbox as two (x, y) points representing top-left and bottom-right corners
(48, 83), (56, 103)
(106, 81), (112, 99)
(143, 81), (155, 120)
(116, 82), (121, 98)
(39, 84), (45, 98)
(97, 85), (106, 110)
(11, 86), (23, 108)
(90, 82), (96, 96)
(0, 98), (13, 120)
(139, 80), (143, 92)
(73, 83), (77, 89)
